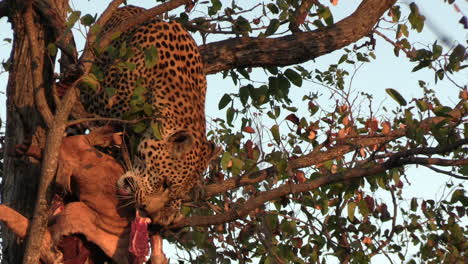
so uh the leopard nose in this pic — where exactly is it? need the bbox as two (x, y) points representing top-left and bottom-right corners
(117, 175), (137, 194)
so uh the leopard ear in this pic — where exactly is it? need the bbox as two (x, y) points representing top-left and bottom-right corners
(206, 141), (222, 161)
(167, 130), (194, 158)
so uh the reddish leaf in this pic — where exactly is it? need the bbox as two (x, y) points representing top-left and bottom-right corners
(364, 195), (375, 212)
(295, 170), (306, 183)
(285, 113), (300, 125)
(243, 126), (255, 134)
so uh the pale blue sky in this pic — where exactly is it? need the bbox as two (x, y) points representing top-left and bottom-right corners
(0, 0), (466, 263)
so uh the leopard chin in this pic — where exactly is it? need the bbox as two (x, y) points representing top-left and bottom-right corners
(117, 172), (170, 222)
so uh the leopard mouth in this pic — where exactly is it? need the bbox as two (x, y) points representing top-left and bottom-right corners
(136, 189), (171, 219)
(116, 174), (137, 196)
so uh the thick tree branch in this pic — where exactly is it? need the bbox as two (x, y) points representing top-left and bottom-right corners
(24, 3), (54, 128)
(172, 154), (468, 229)
(199, 0), (397, 74)
(22, 2), (79, 262)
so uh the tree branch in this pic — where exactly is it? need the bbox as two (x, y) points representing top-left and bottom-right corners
(199, 0), (397, 74)
(423, 165), (468, 180)
(24, 2), (54, 128)
(171, 151), (468, 229)
(201, 104), (466, 198)
(288, 104), (465, 170)
(22, 2), (80, 262)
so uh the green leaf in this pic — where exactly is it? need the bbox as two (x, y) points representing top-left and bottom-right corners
(218, 94), (232, 110)
(119, 42), (128, 58)
(318, 7), (334, 26)
(410, 198), (418, 211)
(348, 201), (357, 222)
(66, 11), (81, 29)
(391, 6), (401, 22)
(412, 61), (431, 72)
(270, 124), (280, 144)
(90, 24), (102, 35)
(234, 16), (251, 33)
(433, 106), (452, 117)
(81, 74), (100, 91)
(392, 169), (400, 185)
(151, 122), (163, 140)
(265, 19), (280, 36)
(80, 14), (95, 26)
(133, 121), (147, 134)
(220, 152), (232, 170)
(279, 220), (297, 235)
(237, 68), (250, 79)
(459, 165), (468, 176)
(208, 0), (222, 16)
(338, 54), (348, 64)
(408, 3), (425, 32)
(356, 53), (370, 62)
(231, 157), (244, 176)
(143, 103), (153, 116)
(226, 107), (235, 126)
(284, 69), (302, 87)
(358, 200), (369, 217)
(265, 67), (278, 75)
(396, 24), (409, 38)
(239, 85), (250, 106)
(123, 62), (136, 71)
(266, 3), (279, 14)
(416, 100), (428, 111)
(385, 88), (407, 106)
(47, 43), (57, 57)
(144, 46), (159, 68)
(432, 42), (443, 59)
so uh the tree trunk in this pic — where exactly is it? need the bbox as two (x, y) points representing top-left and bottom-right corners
(1, 2), (54, 263)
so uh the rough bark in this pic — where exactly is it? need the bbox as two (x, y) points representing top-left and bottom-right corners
(1, 1), (52, 263)
(199, 0), (397, 74)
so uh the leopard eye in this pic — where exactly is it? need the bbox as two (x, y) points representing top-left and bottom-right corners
(167, 130), (194, 157)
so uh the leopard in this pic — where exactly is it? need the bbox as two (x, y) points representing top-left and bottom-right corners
(80, 5), (218, 226)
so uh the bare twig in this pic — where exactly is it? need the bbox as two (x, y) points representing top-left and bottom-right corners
(373, 29), (411, 57)
(423, 165), (468, 180)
